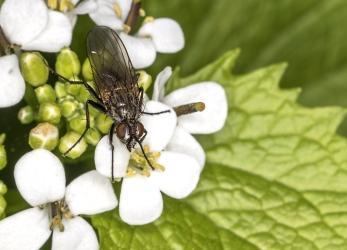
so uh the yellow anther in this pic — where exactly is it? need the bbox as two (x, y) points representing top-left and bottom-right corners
(47, 0), (58, 9)
(126, 167), (136, 177)
(63, 210), (74, 219)
(50, 215), (64, 232)
(139, 8), (145, 17)
(113, 3), (122, 18)
(141, 169), (151, 177)
(122, 24), (131, 34)
(59, 0), (74, 12)
(142, 16), (154, 24)
(139, 34), (153, 40)
(38, 204), (46, 210)
(154, 163), (165, 172)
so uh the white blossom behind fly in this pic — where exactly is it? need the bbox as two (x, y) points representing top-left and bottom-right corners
(0, 0), (72, 52)
(89, 0), (184, 68)
(152, 66), (228, 170)
(0, 55), (25, 108)
(0, 149), (117, 249)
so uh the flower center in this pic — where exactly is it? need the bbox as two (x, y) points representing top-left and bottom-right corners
(47, 0), (74, 12)
(127, 145), (165, 177)
(39, 199), (74, 232)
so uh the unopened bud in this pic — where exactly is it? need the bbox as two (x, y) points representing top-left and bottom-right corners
(56, 47), (81, 79)
(95, 114), (113, 134)
(38, 102), (61, 125)
(21, 52), (49, 87)
(60, 100), (78, 118)
(65, 82), (82, 96)
(28, 122), (59, 150)
(0, 181), (7, 196)
(82, 58), (93, 81)
(69, 114), (95, 134)
(18, 105), (35, 124)
(0, 145), (6, 170)
(136, 70), (152, 92)
(84, 128), (101, 146)
(59, 132), (88, 159)
(55, 81), (67, 98)
(35, 84), (57, 103)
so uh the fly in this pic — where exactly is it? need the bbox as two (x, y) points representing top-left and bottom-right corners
(45, 26), (170, 182)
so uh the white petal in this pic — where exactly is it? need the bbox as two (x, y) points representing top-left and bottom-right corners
(165, 126), (205, 170)
(151, 151), (200, 199)
(71, 0), (97, 15)
(119, 175), (162, 225)
(65, 170), (118, 215)
(89, 1), (124, 30)
(22, 10), (72, 52)
(95, 135), (130, 178)
(0, 55), (25, 108)
(0, 0), (48, 45)
(163, 82), (228, 134)
(140, 101), (176, 152)
(0, 208), (51, 250)
(137, 18), (184, 53)
(14, 149), (66, 206)
(52, 216), (98, 250)
(152, 66), (172, 102)
(119, 32), (156, 69)
(65, 12), (78, 27)
(114, 0), (132, 22)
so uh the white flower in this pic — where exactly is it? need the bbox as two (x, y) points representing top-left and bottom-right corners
(0, 54), (25, 108)
(0, 0), (72, 52)
(94, 101), (201, 225)
(0, 149), (117, 249)
(152, 67), (228, 169)
(51, 0), (97, 27)
(89, 0), (184, 68)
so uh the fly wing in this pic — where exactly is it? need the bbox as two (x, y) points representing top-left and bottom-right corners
(86, 26), (137, 96)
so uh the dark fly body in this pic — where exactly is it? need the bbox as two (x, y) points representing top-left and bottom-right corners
(45, 26), (169, 181)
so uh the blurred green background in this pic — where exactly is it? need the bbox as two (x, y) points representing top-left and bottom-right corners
(1, 0), (347, 203)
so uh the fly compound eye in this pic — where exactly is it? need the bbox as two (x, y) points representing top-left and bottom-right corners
(137, 122), (144, 137)
(116, 123), (127, 139)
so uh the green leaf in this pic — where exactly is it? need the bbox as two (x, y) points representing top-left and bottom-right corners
(92, 50), (347, 249)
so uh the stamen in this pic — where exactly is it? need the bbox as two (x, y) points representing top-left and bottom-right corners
(47, 0), (58, 9)
(142, 16), (154, 25)
(173, 102), (205, 117)
(59, 0), (74, 12)
(49, 199), (74, 232)
(139, 34), (153, 40)
(128, 145), (165, 177)
(113, 3), (122, 18)
(122, 24), (131, 34)
(139, 8), (145, 17)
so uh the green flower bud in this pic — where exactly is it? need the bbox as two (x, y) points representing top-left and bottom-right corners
(76, 85), (90, 103)
(59, 132), (88, 159)
(0, 133), (6, 145)
(65, 82), (82, 96)
(0, 145), (7, 170)
(38, 102), (61, 125)
(69, 114), (95, 134)
(55, 81), (67, 98)
(84, 128), (101, 146)
(35, 84), (57, 103)
(82, 58), (93, 81)
(136, 70), (152, 92)
(21, 52), (49, 87)
(18, 105), (35, 124)
(0, 195), (6, 219)
(96, 114), (113, 134)
(28, 122), (59, 150)
(56, 47), (81, 79)
(60, 100), (78, 118)
(0, 181), (7, 196)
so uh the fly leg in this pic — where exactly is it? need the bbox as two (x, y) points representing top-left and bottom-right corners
(63, 100), (106, 156)
(108, 123), (116, 183)
(44, 60), (102, 103)
(138, 87), (171, 115)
